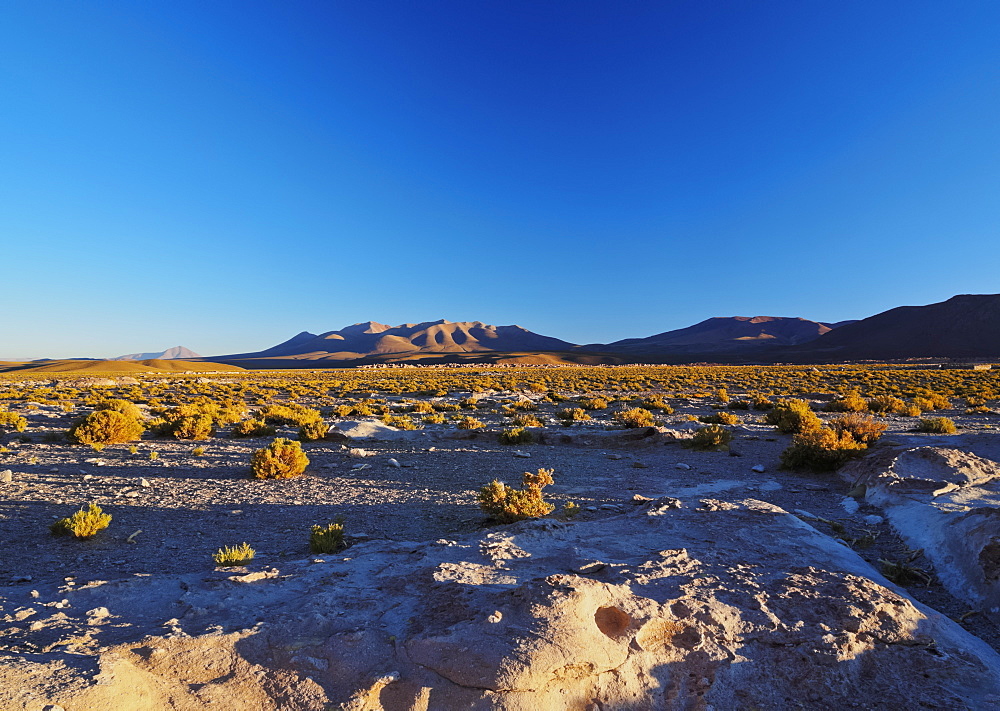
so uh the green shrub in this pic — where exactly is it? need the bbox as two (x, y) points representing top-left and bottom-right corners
(478, 468), (555, 523)
(310, 520), (346, 554)
(689, 424), (733, 451)
(213, 542), (255, 566)
(829, 413), (887, 445)
(916, 417), (957, 434)
(50, 503), (111, 539)
(69, 410), (145, 445)
(765, 400), (821, 434)
(251, 438), (309, 479)
(780, 428), (867, 471)
(499, 427), (534, 445)
(614, 408), (655, 428)
(0, 411), (28, 433)
(232, 418), (276, 438)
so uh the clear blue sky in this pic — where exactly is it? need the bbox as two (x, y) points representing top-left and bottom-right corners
(2, 1), (999, 358)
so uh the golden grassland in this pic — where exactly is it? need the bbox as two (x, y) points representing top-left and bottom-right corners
(0, 359), (244, 374)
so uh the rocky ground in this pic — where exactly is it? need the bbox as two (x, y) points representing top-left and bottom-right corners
(2, 390), (1000, 708)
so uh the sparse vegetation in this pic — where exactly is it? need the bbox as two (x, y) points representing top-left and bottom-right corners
(780, 428), (867, 471)
(310, 520), (346, 554)
(213, 542), (255, 566)
(499, 427), (534, 444)
(689, 424), (732, 450)
(614, 407), (655, 428)
(916, 417), (958, 434)
(765, 399), (821, 434)
(69, 410), (145, 445)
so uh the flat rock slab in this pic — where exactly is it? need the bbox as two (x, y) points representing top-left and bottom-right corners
(2, 498), (999, 710)
(843, 435), (1000, 622)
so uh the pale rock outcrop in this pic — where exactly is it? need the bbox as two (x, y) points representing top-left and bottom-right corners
(2, 498), (999, 710)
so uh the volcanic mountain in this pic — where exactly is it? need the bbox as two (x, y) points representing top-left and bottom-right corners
(589, 316), (850, 357)
(789, 294), (1000, 360)
(113, 346), (201, 361)
(217, 320), (577, 363)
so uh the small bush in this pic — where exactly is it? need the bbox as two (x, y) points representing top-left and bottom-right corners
(456, 416), (485, 430)
(689, 424), (733, 451)
(614, 408), (655, 428)
(95, 399), (144, 421)
(916, 417), (957, 434)
(578, 397), (609, 410)
(499, 427), (534, 445)
(232, 418), (276, 438)
(213, 542), (255, 566)
(0, 411), (28, 433)
(422, 413), (446, 424)
(699, 411), (740, 425)
(765, 400), (821, 434)
(50, 503), (111, 539)
(298, 419), (330, 441)
(478, 468), (555, 523)
(171, 414), (214, 440)
(637, 396), (674, 414)
(829, 413), (887, 445)
(310, 520), (346, 554)
(192, 446), (206, 456)
(900, 403), (923, 417)
(557, 407), (590, 424)
(258, 404), (323, 427)
(780, 428), (867, 471)
(251, 437), (310, 479)
(867, 395), (906, 414)
(823, 390), (868, 413)
(727, 399), (751, 410)
(751, 393), (774, 410)
(382, 414), (420, 430)
(332, 404), (354, 417)
(512, 413), (545, 428)
(715, 388), (729, 404)
(69, 410), (145, 445)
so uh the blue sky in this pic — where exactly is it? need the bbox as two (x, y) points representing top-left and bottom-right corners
(2, 1), (999, 358)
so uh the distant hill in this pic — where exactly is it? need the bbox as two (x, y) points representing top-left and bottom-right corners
(0, 359), (243, 374)
(215, 320), (577, 363)
(113, 346), (200, 361)
(588, 316), (852, 358)
(789, 294), (1000, 360)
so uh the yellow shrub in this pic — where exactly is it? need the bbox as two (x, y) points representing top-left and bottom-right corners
(780, 428), (867, 471)
(829, 413), (887, 445)
(213, 542), (255, 566)
(689, 424), (732, 450)
(310, 520), (346, 553)
(765, 400), (821, 434)
(69, 410), (145, 445)
(614, 408), (655, 428)
(478, 468), (555, 523)
(251, 438), (309, 479)
(232, 418), (276, 438)
(50, 503), (111, 539)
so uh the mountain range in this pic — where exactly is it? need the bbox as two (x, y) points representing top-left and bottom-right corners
(203, 294), (1000, 367)
(113, 346), (201, 361)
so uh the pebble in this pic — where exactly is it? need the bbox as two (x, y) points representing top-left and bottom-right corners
(675, 463), (691, 470)
(864, 515), (884, 526)
(11, 575), (32, 583)
(751, 464), (765, 473)
(488, 611), (503, 624)
(607, 454), (623, 460)
(514, 451), (531, 458)
(140, 478), (151, 488)
(387, 458), (401, 468)
(0, 470), (12, 484)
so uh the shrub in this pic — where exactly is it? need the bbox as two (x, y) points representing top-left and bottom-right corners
(916, 417), (957, 434)
(456, 416), (485, 430)
(192, 446), (206, 456)
(638, 396), (674, 414)
(382, 414), (419, 430)
(715, 388), (729, 404)
(867, 395), (906, 414)
(258, 403), (323, 427)
(94, 399), (144, 421)
(509, 400), (539, 412)
(614, 408), (655, 428)
(689, 424), (733, 451)
(750, 393), (774, 410)
(699, 411), (740, 425)
(298, 419), (329, 441)
(499, 427), (534, 445)
(50, 503), (111, 539)
(0, 411), (28, 433)
(213, 542), (255, 566)
(171, 414), (214, 440)
(829, 413), (887, 445)
(765, 400), (821, 434)
(512, 413), (545, 428)
(727, 399), (751, 410)
(422, 413), (446, 424)
(310, 520), (346, 554)
(557, 407), (590, 424)
(478, 468), (555, 523)
(232, 418), (276, 438)
(251, 438), (309, 479)
(69, 410), (145, 445)
(578, 397), (609, 410)
(823, 390), (868, 413)
(913, 393), (951, 412)
(332, 404), (354, 417)
(780, 428), (867, 471)
(409, 401), (435, 414)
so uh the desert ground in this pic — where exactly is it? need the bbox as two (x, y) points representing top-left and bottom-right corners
(3, 364), (1000, 709)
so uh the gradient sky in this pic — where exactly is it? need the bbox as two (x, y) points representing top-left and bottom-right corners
(2, 1), (999, 359)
